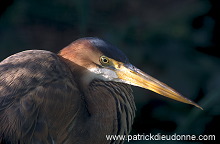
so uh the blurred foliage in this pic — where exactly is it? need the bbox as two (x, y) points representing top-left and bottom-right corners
(0, 0), (219, 143)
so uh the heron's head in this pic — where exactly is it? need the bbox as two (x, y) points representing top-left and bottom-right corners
(59, 37), (202, 109)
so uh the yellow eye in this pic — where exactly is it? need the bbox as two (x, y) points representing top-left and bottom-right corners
(100, 56), (109, 65)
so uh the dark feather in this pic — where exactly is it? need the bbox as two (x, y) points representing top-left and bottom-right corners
(0, 50), (81, 143)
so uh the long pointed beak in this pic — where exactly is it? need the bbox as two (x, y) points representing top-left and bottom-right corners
(114, 62), (202, 110)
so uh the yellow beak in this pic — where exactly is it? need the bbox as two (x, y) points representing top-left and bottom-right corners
(112, 60), (202, 110)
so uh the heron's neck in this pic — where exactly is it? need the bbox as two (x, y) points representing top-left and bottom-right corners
(84, 80), (136, 135)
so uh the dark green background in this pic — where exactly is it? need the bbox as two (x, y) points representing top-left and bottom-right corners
(0, 0), (219, 143)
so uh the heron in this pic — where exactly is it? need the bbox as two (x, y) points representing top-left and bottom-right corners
(0, 37), (202, 144)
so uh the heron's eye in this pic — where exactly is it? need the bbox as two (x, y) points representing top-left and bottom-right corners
(100, 56), (109, 65)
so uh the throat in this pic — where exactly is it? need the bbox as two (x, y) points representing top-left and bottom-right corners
(83, 80), (136, 135)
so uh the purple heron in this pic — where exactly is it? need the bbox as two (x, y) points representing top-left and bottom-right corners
(0, 37), (202, 143)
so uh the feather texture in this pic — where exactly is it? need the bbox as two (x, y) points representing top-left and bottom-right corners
(0, 50), (136, 144)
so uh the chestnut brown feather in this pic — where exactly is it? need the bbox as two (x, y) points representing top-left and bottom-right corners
(0, 37), (201, 144)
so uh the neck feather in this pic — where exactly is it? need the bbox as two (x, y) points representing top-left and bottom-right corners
(84, 80), (136, 136)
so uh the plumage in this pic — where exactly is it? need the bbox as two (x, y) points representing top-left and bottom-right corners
(0, 37), (201, 144)
(0, 50), (80, 143)
(0, 38), (135, 144)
